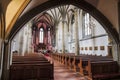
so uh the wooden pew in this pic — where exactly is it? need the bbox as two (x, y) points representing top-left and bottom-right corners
(78, 56), (120, 80)
(68, 55), (76, 69)
(69, 54), (87, 71)
(72, 56), (83, 72)
(87, 60), (120, 80)
(12, 60), (50, 64)
(12, 56), (47, 62)
(78, 56), (113, 75)
(12, 54), (48, 62)
(64, 55), (70, 66)
(59, 53), (63, 63)
(10, 53), (54, 80)
(10, 63), (54, 80)
(51, 53), (75, 65)
(68, 54), (85, 70)
(24, 53), (41, 56)
(55, 53), (62, 62)
(51, 53), (57, 60)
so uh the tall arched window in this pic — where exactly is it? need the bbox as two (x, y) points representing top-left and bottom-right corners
(83, 13), (93, 38)
(39, 28), (44, 43)
(85, 13), (91, 36)
(48, 28), (51, 44)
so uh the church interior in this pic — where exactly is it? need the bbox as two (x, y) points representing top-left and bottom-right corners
(0, 0), (120, 80)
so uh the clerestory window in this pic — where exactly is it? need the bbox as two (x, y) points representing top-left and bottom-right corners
(83, 13), (92, 38)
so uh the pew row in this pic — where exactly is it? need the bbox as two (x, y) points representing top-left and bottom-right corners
(10, 63), (54, 80)
(10, 53), (54, 80)
(78, 59), (120, 80)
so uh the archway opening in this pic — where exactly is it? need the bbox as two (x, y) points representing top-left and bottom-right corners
(7, 0), (119, 64)
(11, 4), (114, 58)
(7, 1), (120, 80)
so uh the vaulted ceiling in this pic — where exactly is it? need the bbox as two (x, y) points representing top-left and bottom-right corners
(2, 0), (119, 43)
(19, 0), (119, 32)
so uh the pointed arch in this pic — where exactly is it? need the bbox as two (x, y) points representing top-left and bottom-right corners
(8, 0), (119, 44)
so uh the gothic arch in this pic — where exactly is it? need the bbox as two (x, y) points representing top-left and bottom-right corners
(8, 0), (119, 44)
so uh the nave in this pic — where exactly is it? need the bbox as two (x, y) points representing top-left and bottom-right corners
(0, 1), (120, 80)
(10, 52), (120, 80)
(11, 52), (85, 80)
(10, 53), (87, 80)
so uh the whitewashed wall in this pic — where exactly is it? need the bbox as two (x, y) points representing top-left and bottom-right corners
(11, 22), (32, 55)
(78, 18), (109, 56)
(56, 10), (109, 56)
(80, 36), (108, 56)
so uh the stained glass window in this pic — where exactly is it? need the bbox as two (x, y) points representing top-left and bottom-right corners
(39, 28), (44, 43)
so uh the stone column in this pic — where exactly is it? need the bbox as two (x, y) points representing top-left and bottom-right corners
(1, 40), (10, 80)
(56, 26), (58, 52)
(0, 39), (3, 79)
(118, 1), (120, 65)
(69, 22), (72, 52)
(62, 21), (65, 53)
(74, 9), (79, 55)
(19, 32), (24, 55)
(112, 42), (119, 61)
(79, 10), (83, 54)
(0, 11), (8, 80)
(65, 22), (69, 53)
(17, 31), (21, 55)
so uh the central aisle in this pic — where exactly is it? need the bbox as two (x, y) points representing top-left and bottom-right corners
(53, 60), (88, 80)
(45, 55), (88, 80)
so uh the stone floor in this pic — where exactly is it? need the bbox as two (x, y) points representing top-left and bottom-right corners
(44, 55), (89, 80)
(53, 60), (88, 80)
